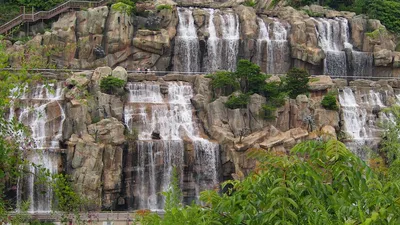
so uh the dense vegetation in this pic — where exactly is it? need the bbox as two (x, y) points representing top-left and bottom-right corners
(0, 39), (84, 224)
(136, 139), (400, 224)
(207, 60), (311, 120)
(321, 91), (339, 110)
(100, 75), (126, 95)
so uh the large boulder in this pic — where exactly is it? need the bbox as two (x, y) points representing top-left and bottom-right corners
(235, 5), (258, 39)
(132, 29), (170, 55)
(308, 75), (334, 91)
(393, 52), (400, 68)
(112, 66), (128, 82)
(43, 11), (77, 67)
(374, 49), (393, 66)
(349, 15), (367, 50)
(87, 118), (126, 145)
(76, 6), (109, 61)
(105, 5), (134, 54)
(67, 134), (104, 210)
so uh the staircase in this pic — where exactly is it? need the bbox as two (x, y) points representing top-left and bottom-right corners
(0, 0), (111, 35)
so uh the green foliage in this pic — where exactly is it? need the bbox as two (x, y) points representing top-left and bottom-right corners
(139, 139), (400, 224)
(243, 0), (257, 7)
(321, 91), (339, 110)
(225, 93), (250, 109)
(206, 60), (286, 120)
(286, 0), (314, 8)
(286, 67), (310, 99)
(379, 105), (400, 165)
(0, 37), (84, 223)
(366, 26), (388, 39)
(303, 9), (324, 17)
(368, 0), (400, 34)
(235, 59), (266, 94)
(0, 4), (20, 25)
(100, 76), (126, 95)
(16, 0), (64, 11)
(156, 4), (173, 10)
(112, 1), (136, 15)
(206, 70), (239, 97)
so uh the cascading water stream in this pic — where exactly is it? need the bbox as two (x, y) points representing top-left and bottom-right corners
(220, 11), (240, 71)
(9, 82), (65, 212)
(255, 18), (269, 69)
(352, 51), (373, 77)
(339, 87), (391, 160)
(124, 82), (219, 210)
(174, 7), (200, 72)
(204, 9), (239, 72)
(205, 8), (221, 72)
(255, 18), (290, 74)
(314, 18), (349, 76)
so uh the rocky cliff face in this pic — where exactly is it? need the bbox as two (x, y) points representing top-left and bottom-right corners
(6, 2), (400, 77)
(7, 0), (400, 212)
(12, 65), (400, 211)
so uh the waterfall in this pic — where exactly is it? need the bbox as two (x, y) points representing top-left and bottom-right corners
(314, 18), (349, 76)
(124, 81), (219, 210)
(352, 51), (373, 77)
(220, 11), (240, 71)
(174, 7), (200, 72)
(204, 9), (239, 72)
(338, 87), (390, 160)
(9, 82), (65, 212)
(255, 18), (290, 74)
(205, 8), (222, 72)
(255, 18), (269, 67)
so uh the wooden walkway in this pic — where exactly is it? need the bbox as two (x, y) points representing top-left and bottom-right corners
(0, 0), (111, 35)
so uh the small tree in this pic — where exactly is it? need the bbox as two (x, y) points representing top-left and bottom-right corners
(100, 76), (126, 95)
(235, 59), (266, 94)
(207, 71), (239, 97)
(321, 92), (339, 110)
(285, 67), (310, 99)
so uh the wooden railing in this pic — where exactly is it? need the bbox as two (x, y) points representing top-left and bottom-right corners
(0, 0), (111, 35)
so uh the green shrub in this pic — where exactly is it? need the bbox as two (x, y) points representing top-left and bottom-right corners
(396, 43), (400, 52)
(207, 71), (239, 97)
(286, 0), (314, 8)
(156, 4), (173, 10)
(321, 92), (339, 110)
(100, 76), (126, 95)
(225, 93), (250, 109)
(111, 2), (136, 15)
(243, 0), (257, 7)
(303, 9), (324, 17)
(235, 59), (266, 94)
(285, 67), (310, 99)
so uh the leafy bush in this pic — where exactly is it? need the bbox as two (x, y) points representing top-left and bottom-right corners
(243, 0), (257, 7)
(207, 71), (239, 97)
(100, 76), (126, 95)
(156, 4), (173, 10)
(111, 2), (136, 15)
(303, 9), (324, 17)
(285, 67), (310, 99)
(235, 59), (266, 94)
(286, 0), (314, 8)
(138, 140), (400, 224)
(225, 93), (250, 109)
(321, 92), (338, 110)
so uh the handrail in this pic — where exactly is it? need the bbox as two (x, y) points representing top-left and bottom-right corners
(0, 0), (111, 35)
